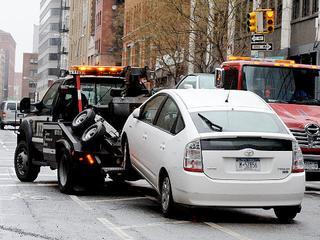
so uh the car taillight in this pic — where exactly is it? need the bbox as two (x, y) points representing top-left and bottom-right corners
(292, 141), (304, 173)
(184, 140), (203, 172)
(2, 112), (6, 118)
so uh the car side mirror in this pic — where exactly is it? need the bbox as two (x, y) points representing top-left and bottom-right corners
(20, 98), (31, 113)
(132, 108), (141, 119)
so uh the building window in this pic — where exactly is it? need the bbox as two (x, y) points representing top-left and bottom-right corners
(313, 0), (319, 13)
(302, 0), (311, 17)
(292, 0), (300, 19)
(49, 38), (60, 46)
(96, 11), (102, 27)
(49, 53), (58, 60)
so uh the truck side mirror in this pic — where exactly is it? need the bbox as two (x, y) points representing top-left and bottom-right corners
(215, 68), (224, 88)
(20, 98), (31, 113)
(132, 108), (141, 119)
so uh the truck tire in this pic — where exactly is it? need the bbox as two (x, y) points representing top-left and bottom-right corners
(81, 122), (106, 147)
(72, 109), (96, 134)
(14, 140), (40, 182)
(57, 148), (75, 194)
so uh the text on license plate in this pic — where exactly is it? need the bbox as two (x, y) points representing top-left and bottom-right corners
(236, 158), (261, 171)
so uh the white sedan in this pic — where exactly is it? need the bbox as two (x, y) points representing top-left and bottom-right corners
(122, 89), (305, 222)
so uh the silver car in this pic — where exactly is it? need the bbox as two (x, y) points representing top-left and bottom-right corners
(0, 101), (24, 129)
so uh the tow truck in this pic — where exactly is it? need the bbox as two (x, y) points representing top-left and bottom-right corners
(216, 56), (320, 180)
(14, 65), (150, 193)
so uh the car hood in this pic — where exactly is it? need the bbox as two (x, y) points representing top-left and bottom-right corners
(269, 103), (320, 129)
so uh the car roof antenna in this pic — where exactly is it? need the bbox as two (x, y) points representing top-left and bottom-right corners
(225, 90), (231, 103)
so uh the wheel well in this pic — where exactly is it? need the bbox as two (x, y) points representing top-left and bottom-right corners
(17, 131), (26, 143)
(158, 168), (168, 190)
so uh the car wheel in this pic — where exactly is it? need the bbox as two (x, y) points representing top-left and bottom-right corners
(274, 206), (301, 223)
(0, 122), (4, 130)
(72, 109), (96, 134)
(161, 174), (175, 218)
(57, 148), (75, 194)
(14, 140), (40, 182)
(81, 122), (106, 147)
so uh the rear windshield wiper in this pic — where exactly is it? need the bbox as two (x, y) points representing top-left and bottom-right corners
(198, 113), (223, 132)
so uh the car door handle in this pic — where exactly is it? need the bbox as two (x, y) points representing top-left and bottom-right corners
(142, 134), (147, 140)
(160, 144), (165, 150)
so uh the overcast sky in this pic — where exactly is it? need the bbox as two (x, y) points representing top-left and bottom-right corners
(0, 0), (41, 72)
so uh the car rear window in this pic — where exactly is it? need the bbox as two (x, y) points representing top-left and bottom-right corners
(191, 110), (288, 134)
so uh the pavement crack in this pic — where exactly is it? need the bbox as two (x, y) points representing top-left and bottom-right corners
(0, 225), (60, 240)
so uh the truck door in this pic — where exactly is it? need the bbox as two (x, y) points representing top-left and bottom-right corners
(32, 82), (60, 152)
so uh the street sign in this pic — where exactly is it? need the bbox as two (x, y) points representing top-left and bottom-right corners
(251, 34), (265, 43)
(251, 42), (273, 51)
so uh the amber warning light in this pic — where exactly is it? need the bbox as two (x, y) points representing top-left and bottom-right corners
(70, 66), (124, 75)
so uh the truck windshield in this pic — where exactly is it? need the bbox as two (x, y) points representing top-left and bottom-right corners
(242, 65), (320, 105)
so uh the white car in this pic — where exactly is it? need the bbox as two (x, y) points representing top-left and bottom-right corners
(122, 89), (305, 222)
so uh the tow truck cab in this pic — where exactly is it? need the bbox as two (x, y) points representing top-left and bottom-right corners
(216, 57), (320, 179)
(15, 66), (150, 192)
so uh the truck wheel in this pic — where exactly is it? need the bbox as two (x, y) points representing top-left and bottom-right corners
(81, 122), (105, 147)
(72, 109), (96, 134)
(14, 141), (40, 182)
(58, 148), (75, 194)
(274, 206), (301, 223)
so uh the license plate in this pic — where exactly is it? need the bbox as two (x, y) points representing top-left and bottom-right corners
(304, 161), (319, 171)
(236, 158), (261, 171)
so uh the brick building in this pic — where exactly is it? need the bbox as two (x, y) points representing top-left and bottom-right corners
(0, 30), (16, 101)
(22, 53), (38, 102)
(122, 0), (153, 67)
(68, 0), (123, 67)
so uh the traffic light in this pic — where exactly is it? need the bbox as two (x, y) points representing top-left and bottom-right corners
(265, 10), (274, 33)
(247, 12), (257, 32)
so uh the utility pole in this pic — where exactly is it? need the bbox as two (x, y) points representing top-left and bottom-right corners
(188, 0), (196, 74)
(251, 0), (262, 58)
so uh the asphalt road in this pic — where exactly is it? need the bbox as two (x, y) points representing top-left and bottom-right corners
(0, 128), (319, 240)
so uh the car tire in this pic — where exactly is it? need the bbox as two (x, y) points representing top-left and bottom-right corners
(274, 206), (301, 223)
(72, 109), (96, 134)
(57, 148), (75, 194)
(0, 122), (4, 130)
(14, 140), (40, 182)
(160, 174), (175, 218)
(81, 122), (106, 147)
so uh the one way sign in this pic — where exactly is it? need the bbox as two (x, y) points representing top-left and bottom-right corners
(251, 34), (265, 43)
(251, 42), (273, 51)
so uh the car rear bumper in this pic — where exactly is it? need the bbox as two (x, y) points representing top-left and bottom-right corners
(172, 172), (305, 207)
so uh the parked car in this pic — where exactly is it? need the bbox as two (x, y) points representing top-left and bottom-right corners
(176, 73), (215, 89)
(0, 100), (24, 129)
(122, 89), (305, 222)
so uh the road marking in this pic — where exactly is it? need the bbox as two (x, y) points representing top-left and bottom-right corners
(97, 218), (134, 240)
(70, 195), (92, 211)
(84, 196), (148, 203)
(0, 183), (58, 187)
(119, 220), (188, 230)
(205, 222), (253, 240)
